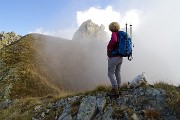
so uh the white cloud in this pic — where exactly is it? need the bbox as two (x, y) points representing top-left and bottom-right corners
(30, 6), (141, 40)
(76, 6), (141, 34)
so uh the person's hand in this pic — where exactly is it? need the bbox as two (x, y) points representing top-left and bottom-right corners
(107, 50), (111, 57)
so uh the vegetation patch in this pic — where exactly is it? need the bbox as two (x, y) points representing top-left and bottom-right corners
(154, 82), (180, 118)
(112, 106), (134, 119)
(0, 97), (41, 120)
(142, 108), (161, 119)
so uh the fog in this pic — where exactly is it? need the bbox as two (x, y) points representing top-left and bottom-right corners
(33, 32), (110, 91)
(128, 0), (180, 85)
(33, 0), (180, 92)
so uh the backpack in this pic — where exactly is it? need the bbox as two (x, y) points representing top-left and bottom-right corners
(111, 30), (133, 61)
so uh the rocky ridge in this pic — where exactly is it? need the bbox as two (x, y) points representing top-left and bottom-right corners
(0, 31), (22, 49)
(30, 86), (179, 120)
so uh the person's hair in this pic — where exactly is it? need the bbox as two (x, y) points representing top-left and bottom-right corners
(109, 22), (120, 32)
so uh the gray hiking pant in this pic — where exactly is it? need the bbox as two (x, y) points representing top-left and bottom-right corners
(108, 57), (123, 89)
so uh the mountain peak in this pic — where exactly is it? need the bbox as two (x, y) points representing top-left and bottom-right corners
(72, 19), (108, 41)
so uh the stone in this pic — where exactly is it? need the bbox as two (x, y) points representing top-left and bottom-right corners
(34, 105), (41, 112)
(0, 99), (12, 109)
(40, 112), (45, 118)
(131, 113), (139, 120)
(102, 106), (113, 120)
(96, 95), (106, 112)
(76, 96), (97, 120)
(58, 104), (72, 120)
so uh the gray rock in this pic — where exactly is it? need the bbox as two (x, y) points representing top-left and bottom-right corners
(76, 96), (97, 120)
(102, 106), (113, 120)
(41, 112), (45, 118)
(96, 95), (106, 112)
(56, 99), (68, 107)
(58, 112), (72, 120)
(131, 113), (139, 120)
(0, 99), (12, 109)
(58, 104), (72, 120)
(34, 105), (41, 112)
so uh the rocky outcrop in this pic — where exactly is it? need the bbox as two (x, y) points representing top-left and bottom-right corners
(31, 86), (178, 120)
(0, 31), (21, 49)
(72, 19), (109, 42)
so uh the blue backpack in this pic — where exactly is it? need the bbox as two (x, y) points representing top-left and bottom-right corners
(111, 31), (133, 61)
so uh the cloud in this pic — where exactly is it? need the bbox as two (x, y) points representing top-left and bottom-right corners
(76, 6), (141, 34)
(29, 27), (76, 40)
(30, 6), (141, 39)
(75, 4), (180, 85)
(28, 2), (180, 85)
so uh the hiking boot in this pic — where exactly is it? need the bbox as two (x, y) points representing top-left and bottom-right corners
(107, 88), (119, 96)
(118, 86), (122, 95)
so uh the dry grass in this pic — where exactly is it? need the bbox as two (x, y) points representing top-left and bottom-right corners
(0, 96), (65, 120)
(71, 99), (81, 116)
(0, 97), (41, 120)
(0, 34), (65, 99)
(112, 106), (134, 119)
(143, 108), (161, 119)
(75, 84), (111, 96)
(154, 82), (180, 119)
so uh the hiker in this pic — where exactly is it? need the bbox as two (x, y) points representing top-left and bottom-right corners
(107, 22), (123, 96)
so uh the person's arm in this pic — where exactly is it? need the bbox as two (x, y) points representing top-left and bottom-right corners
(107, 32), (118, 51)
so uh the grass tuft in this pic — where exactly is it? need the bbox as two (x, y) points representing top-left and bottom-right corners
(154, 82), (180, 119)
(143, 108), (161, 119)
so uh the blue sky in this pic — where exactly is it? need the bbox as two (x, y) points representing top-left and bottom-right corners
(0, 0), (110, 35)
(0, 0), (150, 36)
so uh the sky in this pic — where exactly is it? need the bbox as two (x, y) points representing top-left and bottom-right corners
(1, 0), (180, 85)
(0, 0), (151, 38)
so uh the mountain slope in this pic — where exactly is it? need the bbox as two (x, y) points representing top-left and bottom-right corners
(0, 34), (64, 99)
(0, 31), (108, 99)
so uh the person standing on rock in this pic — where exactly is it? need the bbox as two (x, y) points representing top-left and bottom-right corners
(107, 22), (123, 96)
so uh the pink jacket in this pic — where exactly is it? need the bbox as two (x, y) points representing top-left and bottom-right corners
(107, 32), (118, 51)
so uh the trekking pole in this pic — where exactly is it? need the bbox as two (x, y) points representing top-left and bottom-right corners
(129, 23), (133, 61)
(130, 24), (134, 47)
(126, 23), (128, 40)
(130, 24), (132, 39)
(125, 23), (128, 34)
